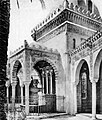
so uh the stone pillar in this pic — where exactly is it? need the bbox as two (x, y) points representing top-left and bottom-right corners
(42, 72), (45, 94)
(20, 84), (24, 105)
(65, 31), (71, 114)
(24, 81), (30, 115)
(45, 71), (49, 94)
(11, 81), (17, 110)
(73, 82), (77, 115)
(6, 86), (9, 104)
(6, 81), (10, 104)
(92, 79), (97, 119)
(50, 70), (53, 94)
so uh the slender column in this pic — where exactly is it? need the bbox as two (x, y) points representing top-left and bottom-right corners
(45, 71), (49, 94)
(73, 82), (77, 115)
(42, 72), (45, 94)
(24, 81), (30, 115)
(50, 70), (53, 94)
(92, 80), (97, 119)
(6, 86), (9, 104)
(6, 81), (10, 104)
(11, 81), (17, 111)
(12, 82), (17, 101)
(20, 84), (24, 105)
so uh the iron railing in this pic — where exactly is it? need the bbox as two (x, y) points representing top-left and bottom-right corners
(5, 95), (65, 114)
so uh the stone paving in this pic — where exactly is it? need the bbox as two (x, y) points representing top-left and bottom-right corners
(41, 114), (102, 120)
(27, 113), (102, 120)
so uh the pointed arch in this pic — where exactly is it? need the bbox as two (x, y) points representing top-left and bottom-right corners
(75, 59), (90, 85)
(12, 60), (22, 81)
(94, 49), (102, 80)
(33, 58), (58, 81)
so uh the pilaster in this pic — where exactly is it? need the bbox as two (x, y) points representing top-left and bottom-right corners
(65, 31), (71, 113)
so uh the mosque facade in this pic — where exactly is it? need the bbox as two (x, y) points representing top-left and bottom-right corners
(6, 0), (102, 119)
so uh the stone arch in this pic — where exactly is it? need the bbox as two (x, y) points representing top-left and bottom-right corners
(12, 60), (23, 82)
(33, 58), (58, 81)
(94, 49), (102, 81)
(75, 59), (90, 85)
(75, 59), (92, 113)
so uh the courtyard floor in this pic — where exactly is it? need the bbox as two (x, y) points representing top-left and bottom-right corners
(41, 114), (102, 120)
(27, 113), (102, 120)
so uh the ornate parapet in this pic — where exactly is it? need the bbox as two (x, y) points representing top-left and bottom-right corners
(70, 31), (102, 57)
(31, 1), (102, 41)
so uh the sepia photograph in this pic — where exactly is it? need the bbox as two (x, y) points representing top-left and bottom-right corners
(1, 0), (102, 119)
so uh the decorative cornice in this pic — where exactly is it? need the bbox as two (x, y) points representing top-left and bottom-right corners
(30, 44), (60, 60)
(31, 2), (102, 41)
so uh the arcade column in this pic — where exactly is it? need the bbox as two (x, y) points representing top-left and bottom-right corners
(11, 81), (17, 110)
(20, 83), (24, 105)
(24, 81), (30, 115)
(92, 79), (98, 120)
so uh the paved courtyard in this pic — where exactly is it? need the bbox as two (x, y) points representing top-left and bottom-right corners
(41, 114), (102, 120)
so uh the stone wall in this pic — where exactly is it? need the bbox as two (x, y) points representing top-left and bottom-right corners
(0, 0), (10, 119)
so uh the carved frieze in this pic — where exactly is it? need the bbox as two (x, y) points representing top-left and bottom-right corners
(72, 48), (90, 62)
(30, 50), (59, 61)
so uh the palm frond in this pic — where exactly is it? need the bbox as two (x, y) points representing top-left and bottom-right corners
(39, 0), (46, 9)
(16, 0), (20, 9)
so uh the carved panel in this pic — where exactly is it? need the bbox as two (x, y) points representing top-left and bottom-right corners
(30, 50), (59, 60)
(72, 48), (90, 62)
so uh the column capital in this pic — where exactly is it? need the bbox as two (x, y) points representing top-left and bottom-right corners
(24, 81), (30, 86)
(92, 78), (98, 83)
(11, 81), (17, 87)
(6, 80), (10, 87)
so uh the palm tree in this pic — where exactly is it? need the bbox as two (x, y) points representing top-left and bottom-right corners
(0, 0), (10, 120)
(16, 0), (46, 9)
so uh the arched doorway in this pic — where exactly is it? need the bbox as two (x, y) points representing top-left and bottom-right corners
(96, 60), (102, 113)
(29, 60), (56, 113)
(77, 60), (92, 113)
(12, 60), (23, 104)
(34, 60), (56, 95)
(94, 49), (102, 114)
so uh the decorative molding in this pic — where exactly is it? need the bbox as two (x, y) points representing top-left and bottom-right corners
(31, 5), (102, 41)
(30, 50), (59, 61)
(36, 22), (94, 43)
(71, 31), (102, 57)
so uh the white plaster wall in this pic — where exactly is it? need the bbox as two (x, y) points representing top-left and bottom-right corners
(68, 32), (89, 50)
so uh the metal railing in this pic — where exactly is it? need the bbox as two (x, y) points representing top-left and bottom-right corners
(5, 95), (65, 117)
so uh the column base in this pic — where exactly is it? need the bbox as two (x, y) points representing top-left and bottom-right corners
(92, 116), (97, 120)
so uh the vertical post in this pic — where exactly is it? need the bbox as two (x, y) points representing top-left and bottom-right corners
(45, 71), (49, 94)
(73, 82), (77, 115)
(11, 81), (17, 106)
(7, 86), (9, 105)
(42, 72), (45, 94)
(21, 85), (24, 105)
(23, 44), (31, 115)
(11, 81), (17, 120)
(6, 81), (10, 105)
(24, 81), (30, 115)
(65, 30), (71, 114)
(50, 70), (53, 94)
(92, 80), (97, 119)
